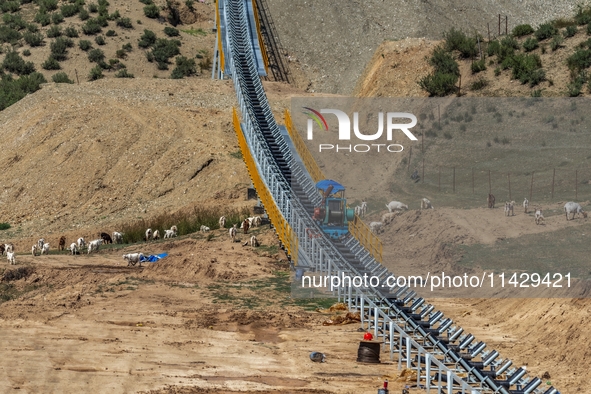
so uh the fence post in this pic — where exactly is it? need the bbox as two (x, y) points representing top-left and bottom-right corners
(508, 172), (511, 201)
(453, 167), (456, 193)
(488, 170), (492, 194)
(487, 23), (491, 41)
(438, 104), (441, 128)
(530, 172), (534, 202)
(551, 168), (555, 199)
(439, 167), (441, 192)
(472, 168), (475, 194)
(505, 15), (508, 35)
(498, 14), (501, 36)
(422, 158), (425, 184)
(576, 169), (578, 200)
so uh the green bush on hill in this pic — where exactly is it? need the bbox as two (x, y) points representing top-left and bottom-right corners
(3, 50), (35, 75)
(512, 24), (534, 37)
(535, 23), (558, 41)
(52, 72), (74, 84)
(171, 55), (196, 78)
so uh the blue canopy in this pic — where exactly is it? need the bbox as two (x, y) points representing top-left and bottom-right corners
(140, 252), (168, 263)
(315, 179), (345, 193)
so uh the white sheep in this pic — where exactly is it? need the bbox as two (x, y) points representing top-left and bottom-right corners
(87, 239), (102, 254)
(153, 229), (160, 240)
(354, 205), (362, 216)
(5, 243), (14, 254)
(523, 198), (529, 213)
(360, 201), (367, 217)
(145, 228), (152, 241)
(37, 238), (44, 250)
(123, 253), (144, 267)
(420, 198), (433, 210)
(251, 216), (262, 227)
(77, 237), (86, 250)
(200, 225), (210, 232)
(564, 201), (587, 220)
(7, 251), (15, 265)
(31, 245), (38, 257)
(164, 229), (176, 238)
(504, 201), (515, 217)
(381, 212), (396, 225)
(170, 225), (178, 236)
(41, 243), (50, 255)
(112, 232), (123, 244)
(385, 201), (408, 213)
(250, 235), (259, 247)
(219, 216), (226, 228)
(70, 243), (78, 255)
(229, 224), (237, 242)
(535, 208), (545, 225)
(369, 221), (384, 234)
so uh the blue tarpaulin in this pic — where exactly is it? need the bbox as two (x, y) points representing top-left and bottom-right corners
(315, 179), (345, 193)
(140, 253), (168, 263)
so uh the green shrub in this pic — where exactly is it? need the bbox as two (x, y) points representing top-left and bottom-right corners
(487, 40), (500, 57)
(566, 49), (591, 74)
(46, 25), (62, 38)
(587, 23), (591, 36)
(88, 2), (98, 12)
(511, 53), (545, 86)
(429, 46), (459, 75)
(0, 26), (22, 44)
(0, 1), (20, 12)
(52, 71), (74, 83)
(88, 64), (103, 80)
(139, 0), (152, 4)
(65, 26), (78, 37)
(60, 3), (79, 17)
(444, 28), (478, 58)
(42, 56), (61, 70)
(512, 24), (534, 37)
(535, 23), (558, 41)
(550, 35), (563, 51)
(575, 6), (591, 25)
(96, 14), (108, 27)
(79, 8), (89, 20)
(522, 37), (539, 52)
(22, 49), (31, 56)
(50, 37), (72, 61)
(418, 72), (458, 96)
(0, 223), (10, 230)
(26, 23), (40, 33)
(23, 31), (44, 46)
(0, 72), (46, 111)
(568, 72), (586, 96)
(116, 49), (126, 58)
(150, 38), (181, 64)
(82, 18), (101, 34)
(87, 48), (105, 62)
(122, 42), (132, 52)
(108, 11), (120, 21)
(143, 4), (159, 18)
(471, 59), (486, 74)
(500, 35), (519, 50)
(78, 39), (92, 50)
(565, 25), (578, 38)
(115, 68), (134, 78)
(531, 89), (542, 97)
(94, 35), (105, 45)
(3, 50), (35, 75)
(34, 12), (51, 26)
(138, 29), (157, 48)
(185, 0), (194, 10)
(164, 26), (179, 37)
(97, 60), (110, 69)
(105, 29), (116, 37)
(171, 55), (196, 78)
(40, 0), (58, 11)
(494, 67), (501, 76)
(3, 14), (27, 31)
(117, 17), (132, 28)
(51, 12), (64, 24)
(470, 76), (488, 91)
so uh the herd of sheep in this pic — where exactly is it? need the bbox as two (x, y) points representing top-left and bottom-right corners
(365, 196), (587, 234)
(3, 215), (266, 266)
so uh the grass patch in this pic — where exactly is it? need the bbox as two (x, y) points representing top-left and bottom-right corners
(181, 28), (206, 36)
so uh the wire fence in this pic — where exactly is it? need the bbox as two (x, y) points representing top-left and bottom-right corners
(394, 164), (591, 208)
